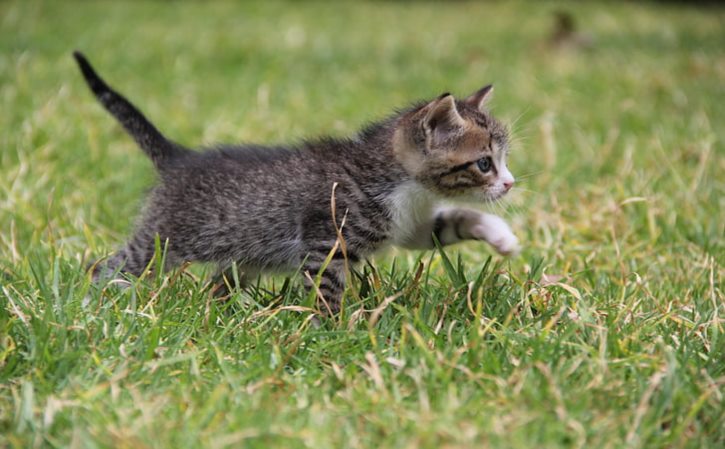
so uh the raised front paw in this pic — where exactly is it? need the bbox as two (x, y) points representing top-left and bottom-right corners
(487, 230), (520, 256)
(469, 214), (521, 257)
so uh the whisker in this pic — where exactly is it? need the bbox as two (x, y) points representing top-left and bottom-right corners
(514, 171), (545, 181)
(507, 107), (533, 133)
(487, 197), (504, 216)
(507, 134), (530, 144)
(490, 196), (522, 218)
(511, 187), (541, 195)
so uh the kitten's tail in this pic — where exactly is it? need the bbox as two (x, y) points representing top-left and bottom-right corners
(73, 51), (187, 169)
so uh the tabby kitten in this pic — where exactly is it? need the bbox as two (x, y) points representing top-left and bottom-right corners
(74, 51), (519, 314)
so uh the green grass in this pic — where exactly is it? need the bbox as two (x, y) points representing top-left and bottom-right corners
(1, 1), (723, 448)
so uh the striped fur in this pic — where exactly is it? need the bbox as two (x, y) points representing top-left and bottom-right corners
(76, 52), (519, 314)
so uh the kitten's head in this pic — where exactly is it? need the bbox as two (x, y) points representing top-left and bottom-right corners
(393, 85), (514, 202)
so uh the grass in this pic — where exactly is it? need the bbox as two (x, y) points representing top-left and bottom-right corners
(1, 1), (723, 448)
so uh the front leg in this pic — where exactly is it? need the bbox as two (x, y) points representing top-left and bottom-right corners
(400, 207), (520, 256)
(302, 246), (348, 315)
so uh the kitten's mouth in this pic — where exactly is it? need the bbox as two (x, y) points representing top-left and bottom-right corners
(453, 189), (507, 204)
(484, 190), (510, 202)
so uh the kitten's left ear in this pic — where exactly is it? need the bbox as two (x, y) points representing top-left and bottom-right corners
(423, 93), (466, 139)
(465, 84), (494, 112)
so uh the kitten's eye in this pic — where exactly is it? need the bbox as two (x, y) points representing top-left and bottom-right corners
(477, 157), (492, 172)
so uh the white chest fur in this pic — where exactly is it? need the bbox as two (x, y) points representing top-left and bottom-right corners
(384, 181), (438, 246)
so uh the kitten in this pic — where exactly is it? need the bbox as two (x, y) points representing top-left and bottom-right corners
(74, 51), (519, 314)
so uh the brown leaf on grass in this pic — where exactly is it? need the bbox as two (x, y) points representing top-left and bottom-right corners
(540, 274), (565, 286)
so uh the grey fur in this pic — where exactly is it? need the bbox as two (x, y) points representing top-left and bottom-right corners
(75, 52), (517, 314)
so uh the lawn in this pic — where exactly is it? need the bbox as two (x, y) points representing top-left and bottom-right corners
(0, 1), (723, 448)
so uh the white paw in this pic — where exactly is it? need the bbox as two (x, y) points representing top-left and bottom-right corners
(471, 214), (521, 257)
(488, 231), (520, 256)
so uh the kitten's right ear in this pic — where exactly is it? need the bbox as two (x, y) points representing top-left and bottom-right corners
(465, 84), (494, 112)
(422, 93), (465, 143)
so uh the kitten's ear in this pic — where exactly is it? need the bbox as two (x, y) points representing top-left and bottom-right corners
(423, 93), (465, 141)
(465, 84), (494, 112)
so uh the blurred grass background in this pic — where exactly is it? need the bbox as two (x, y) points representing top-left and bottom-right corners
(1, 1), (723, 448)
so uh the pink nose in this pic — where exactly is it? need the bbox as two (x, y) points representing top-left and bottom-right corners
(503, 180), (514, 191)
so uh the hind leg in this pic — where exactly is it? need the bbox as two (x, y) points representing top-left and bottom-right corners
(91, 231), (180, 283)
